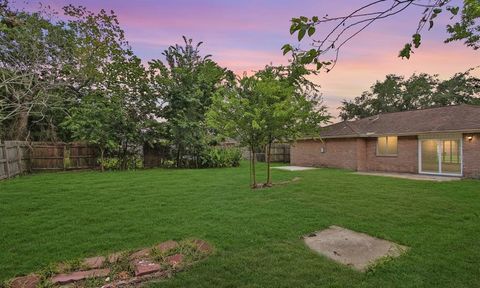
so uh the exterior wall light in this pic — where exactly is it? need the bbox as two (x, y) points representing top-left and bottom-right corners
(467, 136), (473, 141)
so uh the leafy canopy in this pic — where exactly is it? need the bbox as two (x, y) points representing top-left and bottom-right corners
(207, 63), (330, 186)
(148, 37), (233, 167)
(339, 69), (480, 120)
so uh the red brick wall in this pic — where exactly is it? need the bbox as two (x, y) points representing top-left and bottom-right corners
(463, 133), (480, 179)
(290, 138), (358, 170)
(291, 136), (418, 173)
(365, 136), (418, 173)
(356, 138), (367, 171)
(291, 135), (480, 178)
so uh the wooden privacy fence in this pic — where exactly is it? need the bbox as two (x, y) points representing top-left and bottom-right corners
(269, 143), (290, 163)
(0, 141), (29, 180)
(143, 143), (170, 168)
(244, 143), (291, 163)
(0, 141), (98, 180)
(30, 142), (98, 172)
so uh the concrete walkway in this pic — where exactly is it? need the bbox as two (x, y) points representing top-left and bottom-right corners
(271, 166), (317, 171)
(354, 172), (461, 182)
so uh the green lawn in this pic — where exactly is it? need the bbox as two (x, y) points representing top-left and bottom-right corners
(1, 163), (480, 287)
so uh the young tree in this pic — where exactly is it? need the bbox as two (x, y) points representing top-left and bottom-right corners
(207, 75), (266, 187)
(149, 37), (233, 168)
(254, 65), (329, 185)
(208, 63), (330, 188)
(282, 0), (479, 71)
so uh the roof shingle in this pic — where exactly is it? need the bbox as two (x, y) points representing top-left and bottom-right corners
(320, 104), (480, 138)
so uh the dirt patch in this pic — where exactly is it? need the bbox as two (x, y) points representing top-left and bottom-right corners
(251, 177), (302, 189)
(273, 177), (302, 186)
(304, 226), (408, 271)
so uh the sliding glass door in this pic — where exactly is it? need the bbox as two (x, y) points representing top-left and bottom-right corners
(421, 140), (439, 173)
(441, 140), (461, 174)
(419, 138), (462, 176)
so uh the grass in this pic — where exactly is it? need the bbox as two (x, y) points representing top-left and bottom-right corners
(1, 162), (480, 287)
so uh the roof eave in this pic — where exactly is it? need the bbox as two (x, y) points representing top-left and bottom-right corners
(297, 128), (480, 141)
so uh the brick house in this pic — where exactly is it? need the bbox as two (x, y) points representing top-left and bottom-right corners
(291, 104), (480, 178)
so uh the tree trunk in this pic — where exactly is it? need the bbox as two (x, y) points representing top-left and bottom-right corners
(249, 148), (253, 187)
(121, 140), (128, 170)
(195, 148), (199, 169)
(266, 142), (272, 186)
(176, 145), (181, 168)
(10, 108), (29, 140)
(251, 145), (257, 188)
(100, 148), (105, 172)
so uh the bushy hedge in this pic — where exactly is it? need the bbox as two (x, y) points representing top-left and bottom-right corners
(199, 147), (242, 168)
(98, 157), (143, 171)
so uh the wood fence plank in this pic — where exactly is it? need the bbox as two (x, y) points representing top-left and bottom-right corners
(1, 141), (98, 180)
(2, 143), (10, 178)
(16, 144), (21, 175)
(63, 144), (66, 171)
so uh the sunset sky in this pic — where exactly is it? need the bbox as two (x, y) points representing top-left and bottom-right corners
(20, 0), (480, 118)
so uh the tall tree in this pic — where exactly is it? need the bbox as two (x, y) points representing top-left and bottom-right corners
(149, 37), (233, 168)
(59, 5), (153, 167)
(61, 94), (120, 172)
(282, 0), (479, 71)
(0, 1), (152, 147)
(339, 70), (480, 120)
(0, 2), (72, 140)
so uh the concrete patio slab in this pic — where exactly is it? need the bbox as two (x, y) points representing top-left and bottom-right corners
(304, 226), (408, 271)
(272, 166), (317, 171)
(354, 172), (461, 182)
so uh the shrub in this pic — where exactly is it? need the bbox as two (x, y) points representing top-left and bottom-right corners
(98, 156), (143, 171)
(199, 147), (242, 168)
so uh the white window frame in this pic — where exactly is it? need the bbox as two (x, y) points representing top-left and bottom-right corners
(376, 136), (398, 157)
(418, 138), (463, 177)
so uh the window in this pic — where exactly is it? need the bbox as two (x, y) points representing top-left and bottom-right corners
(377, 136), (398, 156)
(442, 140), (460, 164)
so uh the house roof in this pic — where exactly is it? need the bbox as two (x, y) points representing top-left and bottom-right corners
(320, 104), (480, 138)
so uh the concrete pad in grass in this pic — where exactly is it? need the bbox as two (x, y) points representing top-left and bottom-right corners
(272, 166), (317, 171)
(304, 226), (408, 271)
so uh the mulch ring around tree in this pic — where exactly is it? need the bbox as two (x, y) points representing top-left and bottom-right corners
(3, 239), (213, 288)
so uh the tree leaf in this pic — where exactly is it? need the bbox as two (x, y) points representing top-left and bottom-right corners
(289, 24), (298, 35)
(298, 29), (306, 41)
(281, 44), (292, 55)
(399, 43), (412, 59)
(412, 33), (421, 48)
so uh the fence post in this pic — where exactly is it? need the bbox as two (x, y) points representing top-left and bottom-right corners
(63, 144), (67, 171)
(16, 144), (21, 174)
(28, 143), (33, 172)
(3, 142), (10, 178)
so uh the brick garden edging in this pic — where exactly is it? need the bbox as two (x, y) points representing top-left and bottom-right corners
(4, 239), (213, 288)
